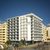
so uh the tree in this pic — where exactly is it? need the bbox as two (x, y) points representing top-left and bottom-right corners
(19, 39), (26, 46)
(5, 39), (11, 45)
(4, 40), (11, 50)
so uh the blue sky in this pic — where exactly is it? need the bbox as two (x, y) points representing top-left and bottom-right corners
(0, 0), (50, 25)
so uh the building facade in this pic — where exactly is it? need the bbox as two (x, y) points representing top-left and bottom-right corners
(7, 13), (43, 43)
(46, 24), (50, 42)
(0, 22), (8, 45)
(42, 24), (47, 42)
(42, 24), (50, 42)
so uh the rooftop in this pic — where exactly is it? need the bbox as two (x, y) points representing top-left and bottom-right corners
(7, 13), (43, 21)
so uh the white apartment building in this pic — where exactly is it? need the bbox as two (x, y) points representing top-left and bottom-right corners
(7, 13), (43, 43)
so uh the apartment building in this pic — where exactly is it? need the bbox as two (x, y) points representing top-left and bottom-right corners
(46, 24), (50, 42)
(7, 13), (43, 43)
(0, 22), (8, 45)
(42, 24), (47, 42)
(42, 24), (50, 42)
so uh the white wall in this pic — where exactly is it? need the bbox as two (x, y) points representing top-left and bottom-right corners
(27, 17), (31, 41)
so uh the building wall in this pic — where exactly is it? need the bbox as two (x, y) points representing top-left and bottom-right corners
(46, 26), (50, 42)
(0, 22), (8, 45)
(42, 24), (50, 42)
(19, 16), (31, 41)
(19, 16), (28, 41)
(32, 16), (43, 41)
(47, 27), (50, 37)
(42, 24), (47, 42)
(27, 16), (31, 41)
(8, 17), (19, 41)
(19, 16), (27, 41)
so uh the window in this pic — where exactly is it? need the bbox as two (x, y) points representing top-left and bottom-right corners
(46, 30), (48, 36)
(17, 37), (19, 39)
(3, 36), (5, 38)
(14, 18), (15, 20)
(3, 39), (5, 40)
(3, 34), (5, 35)
(17, 17), (19, 19)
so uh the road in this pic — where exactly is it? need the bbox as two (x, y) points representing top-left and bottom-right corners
(19, 42), (50, 50)
(2, 42), (50, 50)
